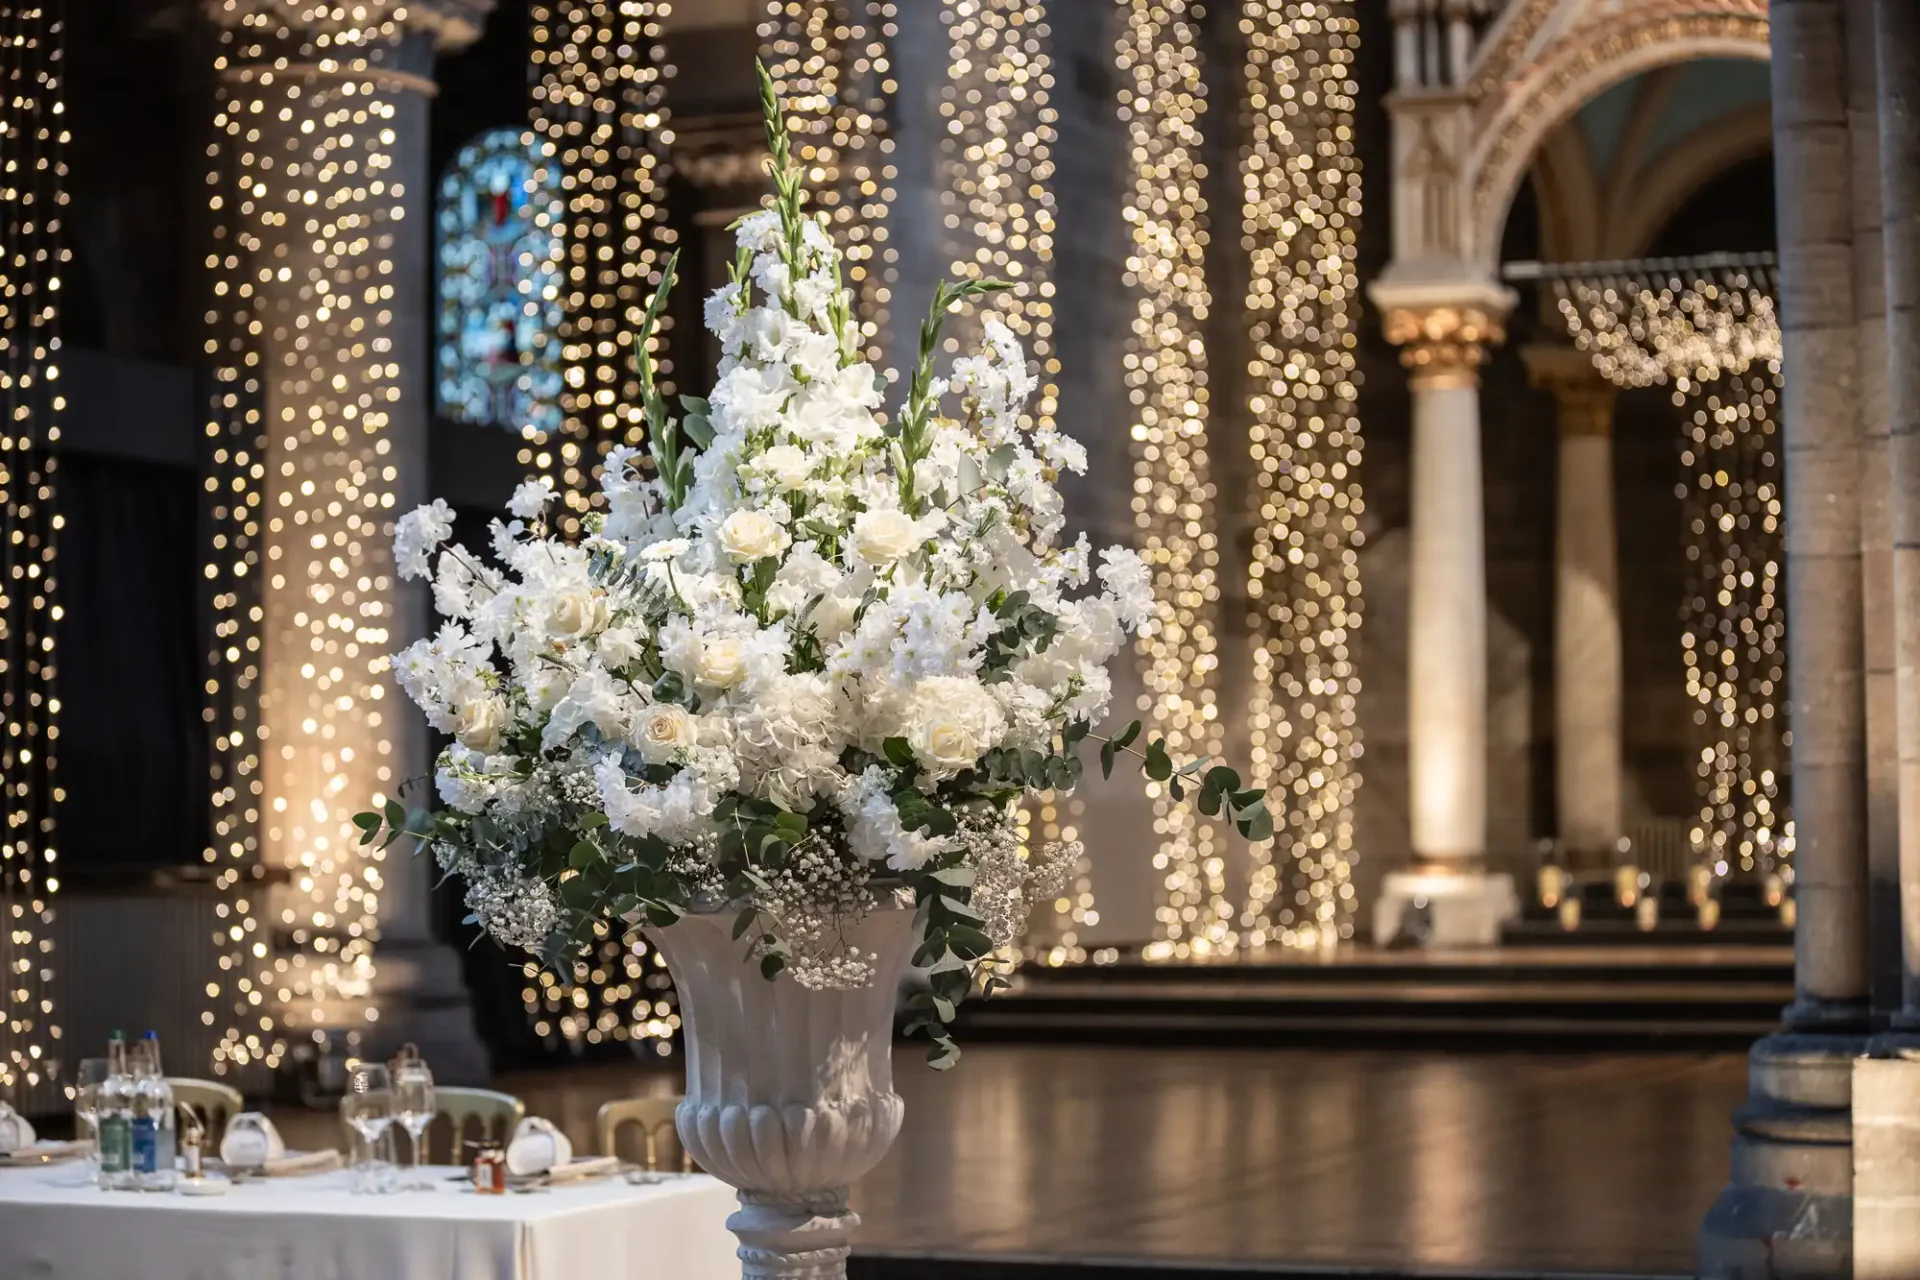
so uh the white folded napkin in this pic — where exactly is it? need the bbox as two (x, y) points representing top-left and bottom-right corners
(0, 1105), (35, 1154)
(258, 1149), (342, 1178)
(219, 1113), (287, 1168)
(505, 1117), (573, 1177)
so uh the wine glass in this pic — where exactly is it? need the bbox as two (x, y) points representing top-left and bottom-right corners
(392, 1060), (436, 1189)
(72, 1058), (109, 1184)
(342, 1064), (395, 1194)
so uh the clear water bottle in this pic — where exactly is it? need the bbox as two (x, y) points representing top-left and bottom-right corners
(96, 1032), (134, 1191)
(130, 1033), (177, 1191)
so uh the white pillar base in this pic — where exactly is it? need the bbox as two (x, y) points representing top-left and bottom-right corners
(1374, 869), (1519, 947)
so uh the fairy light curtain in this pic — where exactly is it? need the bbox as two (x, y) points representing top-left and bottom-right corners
(203, 1), (419, 1071)
(529, 0), (676, 539)
(513, 4), (680, 1055)
(1551, 261), (1792, 886)
(435, 129), (566, 437)
(0, 0), (66, 1109)
(759, 0), (898, 368)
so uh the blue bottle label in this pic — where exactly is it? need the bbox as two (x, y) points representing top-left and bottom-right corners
(131, 1117), (157, 1175)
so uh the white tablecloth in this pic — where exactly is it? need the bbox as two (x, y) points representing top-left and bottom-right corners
(0, 1163), (739, 1280)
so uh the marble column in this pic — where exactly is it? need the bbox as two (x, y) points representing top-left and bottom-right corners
(1523, 346), (1623, 876)
(215, 3), (491, 1082)
(1369, 281), (1520, 946)
(1700, 1), (1869, 1273)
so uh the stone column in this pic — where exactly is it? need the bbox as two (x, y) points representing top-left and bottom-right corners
(1523, 345), (1623, 876)
(1700, 1), (1869, 1274)
(1369, 280), (1520, 946)
(1857, 9), (1920, 1274)
(217, 3), (491, 1083)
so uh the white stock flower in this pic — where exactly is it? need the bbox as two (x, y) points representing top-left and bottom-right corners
(629, 702), (698, 764)
(716, 509), (790, 564)
(507, 477), (556, 520)
(849, 507), (922, 567)
(394, 500), (455, 580)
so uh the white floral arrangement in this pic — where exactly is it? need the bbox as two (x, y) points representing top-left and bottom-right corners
(361, 67), (1271, 1065)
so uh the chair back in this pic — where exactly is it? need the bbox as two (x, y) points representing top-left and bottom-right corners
(167, 1078), (244, 1142)
(596, 1096), (691, 1172)
(425, 1087), (524, 1164)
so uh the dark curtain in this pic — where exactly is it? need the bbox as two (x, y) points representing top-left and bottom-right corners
(54, 452), (207, 869)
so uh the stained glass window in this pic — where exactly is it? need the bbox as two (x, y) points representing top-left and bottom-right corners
(436, 129), (564, 433)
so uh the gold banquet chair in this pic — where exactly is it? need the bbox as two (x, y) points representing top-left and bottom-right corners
(596, 1096), (693, 1172)
(425, 1087), (525, 1164)
(167, 1078), (244, 1142)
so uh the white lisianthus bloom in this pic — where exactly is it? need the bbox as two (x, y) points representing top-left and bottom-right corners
(628, 702), (698, 764)
(545, 587), (611, 641)
(454, 697), (510, 754)
(717, 509), (790, 564)
(597, 626), (644, 671)
(394, 499), (455, 580)
(850, 507), (923, 567)
(755, 443), (812, 493)
(904, 675), (1005, 775)
(507, 477), (556, 520)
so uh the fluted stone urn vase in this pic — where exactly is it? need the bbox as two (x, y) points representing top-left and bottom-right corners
(643, 902), (917, 1280)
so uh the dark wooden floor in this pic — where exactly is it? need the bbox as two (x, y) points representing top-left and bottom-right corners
(274, 1045), (1744, 1276)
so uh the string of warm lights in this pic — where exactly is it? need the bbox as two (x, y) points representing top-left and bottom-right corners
(528, 0), (676, 538)
(1115, 0), (1229, 961)
(759, 0), (897, 368)
(0, 0), (65, 1106)
(522, 2), (679, 1055)
(1236, 0), (1365, 950)
(1553, 269), (1792, 893)
(937, 0), (1057, 431)
(204, 1), (412, 1067)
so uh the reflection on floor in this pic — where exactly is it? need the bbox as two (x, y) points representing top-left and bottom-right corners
(272, 1044), (1740, 1277)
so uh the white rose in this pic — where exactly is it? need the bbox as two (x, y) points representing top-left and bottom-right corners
(805, 591), (860, 642)
(628, 702), (697, 764)
(906, 677), (1005, 774)
(717, 509), (790, 564)
(545, 588), (610, 640)
(757, 444), (812, 493)
(696, 637), (746, 690)
(850, 508), (922, 567)
(454, 697), (510, 754)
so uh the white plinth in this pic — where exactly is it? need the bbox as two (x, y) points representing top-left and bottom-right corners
(1374, 869), (1519, 947)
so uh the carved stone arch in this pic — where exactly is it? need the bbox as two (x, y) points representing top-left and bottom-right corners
(1466, 8), (1769, 267)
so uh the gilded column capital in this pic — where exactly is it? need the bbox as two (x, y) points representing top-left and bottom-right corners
(1520, 343), (1617, 437)
(1383, 304), (1507, 385)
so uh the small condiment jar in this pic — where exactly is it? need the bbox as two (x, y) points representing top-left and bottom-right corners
(469, 1140), (507, 1195)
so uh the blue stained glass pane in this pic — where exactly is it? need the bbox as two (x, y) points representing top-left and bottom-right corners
(436, 128), (564, 433)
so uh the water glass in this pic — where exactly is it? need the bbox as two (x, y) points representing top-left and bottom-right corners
(72, 1058), (109, 1180)
(393, 1060), (436, 1189)
(343, 1064), (395, 1194)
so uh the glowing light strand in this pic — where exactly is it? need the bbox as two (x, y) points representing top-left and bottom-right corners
(1552, 270), (1792, 890)
(760, 0), (897, 368)
(518, 2), (680, 1055)
(529, 0), (676, 538)
(0, 0), (65, 1105)
(205, 2), (409, 1063)
(1237, 0), (1365, 949)
(1116, 0), (1229, 960)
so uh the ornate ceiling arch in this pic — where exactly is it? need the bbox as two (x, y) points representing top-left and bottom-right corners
(1465, 0), (1768, 266)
